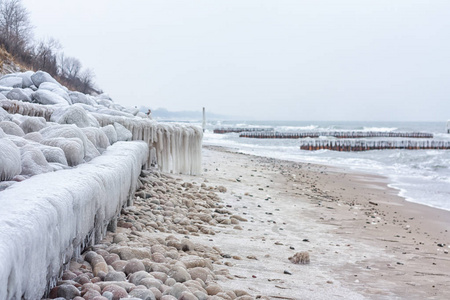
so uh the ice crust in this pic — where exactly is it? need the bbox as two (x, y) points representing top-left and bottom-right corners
(0, 141), (148, 299)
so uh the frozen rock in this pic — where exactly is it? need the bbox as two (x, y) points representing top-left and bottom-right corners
(40, 124), (89, 156)
(32, 89), (68, 105)
(16, 71), (35, 88)
(37, 144), (68, 165)
(69, 91), (97, 106)
(6, 88), (32, 102)
(24, 132), (43, 142)
(114, 122), (132, 141)
(41, 137), (84, 166)
(82, 127), (110, 153)
(0, 76), (23, 88)
(101, 125), (118, 145)
(0, 138), (22, 181)
(0, 93), (6, 100)
(0, 120), (25, 136)
(19, 117), (47, 134)
(39, 82), (71, 104)
(20, 144), (53, 176)
(30, 70), (60, 87)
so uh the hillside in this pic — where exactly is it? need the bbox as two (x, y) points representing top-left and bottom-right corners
(0, 47), (27, 75)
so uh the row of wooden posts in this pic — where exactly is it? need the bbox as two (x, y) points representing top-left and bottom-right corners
(299, 139), (450, 151)
(213, 127), (274, 134)
(238, 131), (434, 139)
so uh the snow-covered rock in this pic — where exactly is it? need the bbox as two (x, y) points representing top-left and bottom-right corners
(52, 105), (92, 128)
(81, 127), (110, 153)
(6, 88), (32, 102)
(41, 137), (85, 166)
(30, 70), (59, 88)
(19, 117), (47, 134)
(20, 144), (53, 176)
(0, 75), (22, 88)
(39, 82), (72, 104)
(114, 122), (133, 141)
(16, 71), (35, 88)
(101, 124), (118, 145)
(0, 120), (25, 137)
(32, 89), (68, 105)
(69, 91), (96, 106)
(0, 138), (21, 180)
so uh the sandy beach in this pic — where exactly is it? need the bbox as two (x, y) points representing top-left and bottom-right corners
(50, 145), (450, 300)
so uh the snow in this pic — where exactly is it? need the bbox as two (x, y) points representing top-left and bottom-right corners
(0, 141), (148, 299)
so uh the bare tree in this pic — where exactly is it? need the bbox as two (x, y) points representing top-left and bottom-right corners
(33, 37), (60, 75)
(0, 0), (32, 55)
(78, 68), (95, 93)
(59, 54), (82, 80)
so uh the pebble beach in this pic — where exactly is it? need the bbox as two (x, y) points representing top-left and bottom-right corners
(46, 145), (450, 300)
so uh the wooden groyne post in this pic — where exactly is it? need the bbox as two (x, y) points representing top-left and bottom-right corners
(299, 139), (450, 151)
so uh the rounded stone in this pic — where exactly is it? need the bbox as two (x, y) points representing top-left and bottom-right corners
(102, 285), (128, 300)
(124, 259), (146, 275)
(104, 271), (127, 282)
(57, 284), (81, 299)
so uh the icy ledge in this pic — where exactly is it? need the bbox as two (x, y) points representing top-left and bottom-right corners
(0, 141), (148, 300)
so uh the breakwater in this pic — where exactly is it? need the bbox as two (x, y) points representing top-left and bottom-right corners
(213, 127), (273, 134)
(299, 139), (450, 151)
(239, 131), (434, 139)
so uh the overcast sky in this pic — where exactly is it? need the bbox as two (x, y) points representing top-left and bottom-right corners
(22, 0), (450, 121)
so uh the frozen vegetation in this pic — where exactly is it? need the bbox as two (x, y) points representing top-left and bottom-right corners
(0, 70), (203, 299)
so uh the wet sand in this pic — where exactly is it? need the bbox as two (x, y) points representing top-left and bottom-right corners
(52, 145), (450, 300)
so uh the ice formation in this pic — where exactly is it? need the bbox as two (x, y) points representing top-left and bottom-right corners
(0, 141), (148, 299)
(0, 69), (203, 299)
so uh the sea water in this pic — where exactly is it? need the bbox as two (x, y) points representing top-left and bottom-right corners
(199, 120), (450, 211)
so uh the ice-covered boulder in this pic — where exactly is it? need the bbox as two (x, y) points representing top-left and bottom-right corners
(24, 132), (43, 143)
(20, 144), (53, 176)
(84, 139), (101, 161)
(32, 89), (69, 105)
(40, 124), (89, 157)
(0, 107), (9, 121)
(0, 75), (22, 88)
(19, 116), (47, 134)
(0, 120), (25, 137)
(0, 93), (6, 100)
(0, 138), (22, 180)
(37, 144), (68, 166)
(81, 127), (110, 153)
(16, 71), (35, 88)
(30, 71), (59, 88)
(52, 105), (91, 128)
(114, 122), (132, 141)
(101, 125), (118, 145)
(41, 137), (84, 166)
(6, 88), (32, 102)
(69, 91), (96, 106)
(39, 82), (72, 104)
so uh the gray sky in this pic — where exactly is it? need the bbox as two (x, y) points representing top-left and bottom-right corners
(22, 0), (450, 121)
